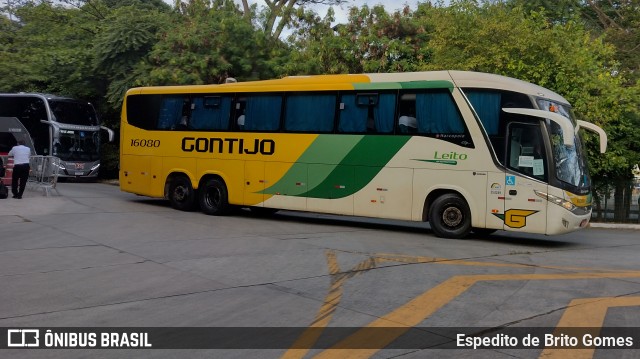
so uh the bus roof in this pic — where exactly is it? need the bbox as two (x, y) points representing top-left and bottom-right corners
(127, 71), (569, 105)
(0, 93), (87, 102)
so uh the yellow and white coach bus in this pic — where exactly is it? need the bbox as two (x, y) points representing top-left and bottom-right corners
(120, 71), (607, 238)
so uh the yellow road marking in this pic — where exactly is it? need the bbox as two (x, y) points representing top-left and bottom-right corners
(281, 250), (640, 359)
(312, 272), (640, 359)
(372, 253), (631, 272)
(540, 296), (640, 359)
(281, 251), (381, 359)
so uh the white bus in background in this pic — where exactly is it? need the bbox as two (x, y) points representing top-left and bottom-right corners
(0, 93), (114, 179)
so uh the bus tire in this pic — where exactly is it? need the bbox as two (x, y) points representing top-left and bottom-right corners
(428, 193), (471, 239)
(199, 178), (230, 215)
(471, 228), (498, 236)
(168, 175), (197, 211)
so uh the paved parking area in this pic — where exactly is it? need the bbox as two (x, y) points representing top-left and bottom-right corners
(1, 182), (639, 358)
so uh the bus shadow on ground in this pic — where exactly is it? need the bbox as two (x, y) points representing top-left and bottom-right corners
(125, 198), (577, 249)
(265, 210), (578, 249)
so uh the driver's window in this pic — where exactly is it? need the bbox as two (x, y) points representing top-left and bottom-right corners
(507, 123), (547, 182)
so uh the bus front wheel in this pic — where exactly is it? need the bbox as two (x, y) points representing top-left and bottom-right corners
(199, 178), (230, 215)
(429, 194), (471, 239)
(168, 175), (197, 211)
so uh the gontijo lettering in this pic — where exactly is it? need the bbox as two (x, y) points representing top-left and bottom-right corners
(182, 137), (275, 155)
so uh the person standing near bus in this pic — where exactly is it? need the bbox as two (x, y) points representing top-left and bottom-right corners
(8, 139), (31, 199)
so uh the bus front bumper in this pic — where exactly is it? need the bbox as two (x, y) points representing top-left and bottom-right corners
(55, 161), (100, 178)
(546, 204), (591, 235)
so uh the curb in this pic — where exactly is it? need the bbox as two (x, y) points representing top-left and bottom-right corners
(588, 222), (640, 230)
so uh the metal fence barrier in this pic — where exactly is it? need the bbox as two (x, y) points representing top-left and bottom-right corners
(27, 155), (61, 196)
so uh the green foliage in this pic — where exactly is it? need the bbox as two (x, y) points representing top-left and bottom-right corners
(93, 6), (170, 107)
(1, 0), (638, 182)
(422, 0), (640, 180)
(284, 4), (432, 74)
(0, 2), (99, 97)
(139, 0), (271, 85)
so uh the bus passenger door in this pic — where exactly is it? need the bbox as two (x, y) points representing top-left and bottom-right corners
(501, 123), (549, 234)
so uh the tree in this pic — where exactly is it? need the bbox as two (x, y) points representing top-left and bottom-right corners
(283, 4), (432, 75)
(92, 5), (171, 107)
(239, 0), (349, 40)
(140, 0), (277, 85)
(0, 2), (99, 98)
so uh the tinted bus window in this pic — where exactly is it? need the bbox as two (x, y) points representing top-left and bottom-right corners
(190, 96), (231, 130)
(235, 94), (282, 131)
(157, 96), (190, 130)
(338, 92), (395, 133)
(285, 93), (336, 132)
(464, 89), (534, 162)
(398, 90), (473, 147)
(126, 94), (161, 130)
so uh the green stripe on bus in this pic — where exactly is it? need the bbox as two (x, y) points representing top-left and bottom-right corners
(301, 136), (410, 199)
(262, 135), (362, 196)
(399, 80), (454, 90)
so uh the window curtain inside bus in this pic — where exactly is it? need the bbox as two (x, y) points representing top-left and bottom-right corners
(285, 94), (336, 132)
(245, 95), (282, 131)
(338, 94), (368, 133)
(190, 97), (231, 130)
(373, 93), (396, 133)
(416, 92), (464, 134)
(466, 92), (500, 135)
(157, 96), (183, 129)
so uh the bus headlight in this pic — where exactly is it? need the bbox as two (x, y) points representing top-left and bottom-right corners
(91, 163), (100, 171)
(534, 190), (576, 212)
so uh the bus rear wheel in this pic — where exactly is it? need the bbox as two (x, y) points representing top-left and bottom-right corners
(168, 175), (197, 211)
(199, 178), (230, 215)
(429, 193), (471, 239)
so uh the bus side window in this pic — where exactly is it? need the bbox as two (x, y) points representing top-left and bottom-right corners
(464, 89), (534, 163)
(190, 96), (231, 130)
(243, 94), (282, 131)
(397, 94), (417, 134)
(399, 90), (471, 146)
(157, 96), (189, 130)
(414, 91), (465, 134)
(338, 92), (395, 134)
(285, 93), (336, 132)
(507, 123), (547, 181)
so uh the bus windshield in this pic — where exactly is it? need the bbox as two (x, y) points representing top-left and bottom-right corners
(537, 99), (590, 189)
(53, 129), (100, 162)
(49, 99), (98, 126)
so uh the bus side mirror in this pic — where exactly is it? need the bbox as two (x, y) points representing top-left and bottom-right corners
(502, 108), (575, 147)
(101, 126), (115, 142)
(575, 120), (607, 153)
